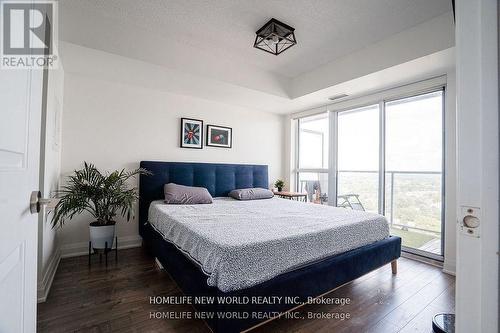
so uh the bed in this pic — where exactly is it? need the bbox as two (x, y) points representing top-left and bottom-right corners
(139, 161), (401, 333)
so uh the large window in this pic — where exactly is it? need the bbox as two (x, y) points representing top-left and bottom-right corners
(294, 87), (445, 258)
(298, 114), (328, 169)
(337, 105), (379, 213)
(297, 113), (328, 204)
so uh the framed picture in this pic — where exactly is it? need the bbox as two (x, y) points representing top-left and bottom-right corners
(180, 118), (203, 149)
(206, 125), (232, 148)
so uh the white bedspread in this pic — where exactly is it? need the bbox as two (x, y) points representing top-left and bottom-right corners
(148, 197), (389, 292)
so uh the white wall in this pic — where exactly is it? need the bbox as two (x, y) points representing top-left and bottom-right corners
(37, 62), (64, 301)
(58, 46), (285, 256)
(455, 0), (499, 332)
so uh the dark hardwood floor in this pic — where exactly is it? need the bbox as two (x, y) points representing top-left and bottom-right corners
(38, 247), (454, 333)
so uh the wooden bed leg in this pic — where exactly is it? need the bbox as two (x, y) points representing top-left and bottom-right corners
(391, 260), (398, 274)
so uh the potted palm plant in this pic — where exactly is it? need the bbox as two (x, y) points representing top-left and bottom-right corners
(51, 162), (151, 252)
(274, 179), (285, 192)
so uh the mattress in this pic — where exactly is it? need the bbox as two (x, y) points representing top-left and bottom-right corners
(148, 197), (389, 292)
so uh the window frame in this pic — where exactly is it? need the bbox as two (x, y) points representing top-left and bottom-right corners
(293, 78), (446, 260)
(295, 114), (329, 197)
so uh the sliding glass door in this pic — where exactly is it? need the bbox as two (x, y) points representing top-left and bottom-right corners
(330, 89), (444, 258)
(384, 91), (444, 256)
(295, 87), (445, 258)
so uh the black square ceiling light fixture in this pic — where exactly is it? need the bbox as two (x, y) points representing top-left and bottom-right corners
(254, 18), (297, 55)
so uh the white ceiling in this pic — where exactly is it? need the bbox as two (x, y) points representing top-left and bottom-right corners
(59, 1), (454, 114)
(60, 0), (451, 78)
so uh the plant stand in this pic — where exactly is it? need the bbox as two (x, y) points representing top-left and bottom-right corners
(88, 236), (118, 267)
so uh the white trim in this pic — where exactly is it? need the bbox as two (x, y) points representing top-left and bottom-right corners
(401, 252), (444, 270)
(154, 258), (164, 270)
(327, 76), (446, 113)
(442, 259), (456, 276)
(442, 71), (457, 282)
(288, 117), (297, 191)
(455, 1), (499, 331)
(327, 110), (337, 206)
(378, 101), (386, 215)
(442, 268), (456, 277)
(289, 76), (447, 120)
(60, 235), (143, 258)
(294, 168), (328, 173)
(37, 247), (61, 303)
(291, 106), (327, 121)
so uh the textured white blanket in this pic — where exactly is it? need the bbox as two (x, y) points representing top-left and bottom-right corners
(148, 197), (389, 292)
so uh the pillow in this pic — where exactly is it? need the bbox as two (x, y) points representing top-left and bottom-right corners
(164, 183), (213, 204)
(228, 188), (274, 201)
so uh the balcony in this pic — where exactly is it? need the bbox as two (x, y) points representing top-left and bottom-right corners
(298, 170), (442, 255)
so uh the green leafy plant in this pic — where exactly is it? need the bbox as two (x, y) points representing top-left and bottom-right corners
(274, 179), (285, 191)
(51, 162), (152, 228)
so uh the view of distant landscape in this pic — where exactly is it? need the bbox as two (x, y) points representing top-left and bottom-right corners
(298, 170), (442, 254)
(338, 171), (442, 252)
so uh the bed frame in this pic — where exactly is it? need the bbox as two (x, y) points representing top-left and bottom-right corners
(139, 161), (401, 333)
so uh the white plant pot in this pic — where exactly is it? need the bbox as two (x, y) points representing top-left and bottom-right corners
(89, 222), (116, 250)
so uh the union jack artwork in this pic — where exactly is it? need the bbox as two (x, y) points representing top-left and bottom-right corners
(180, 118), (203, 149)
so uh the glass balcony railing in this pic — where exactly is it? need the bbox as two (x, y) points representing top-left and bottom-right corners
(298, 170), (443, 255)
(339, 170), (442, 255)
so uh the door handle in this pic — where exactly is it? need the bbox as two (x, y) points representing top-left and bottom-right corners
(30, 191), (52, 214)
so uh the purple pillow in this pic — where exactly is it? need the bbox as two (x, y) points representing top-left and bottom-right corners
(164, 183), (213, 204)
(228, 188), (274, 200)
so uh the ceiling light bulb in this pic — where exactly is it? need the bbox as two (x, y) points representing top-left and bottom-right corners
(265, 38), (276, 49)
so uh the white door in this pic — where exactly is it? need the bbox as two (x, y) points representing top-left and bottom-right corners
(0, 66), (44, 331)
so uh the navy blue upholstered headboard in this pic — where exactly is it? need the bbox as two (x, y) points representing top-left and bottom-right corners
(138, 161), (269, 236)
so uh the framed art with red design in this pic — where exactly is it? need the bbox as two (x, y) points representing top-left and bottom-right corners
(206, 125), (232, 148)
(180, 118), (203, 149)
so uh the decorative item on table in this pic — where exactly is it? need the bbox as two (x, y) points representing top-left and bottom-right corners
(206, 124), (232, 148)
(274, 179), (285, 192)
(51, 162), (151, 264)
(180, 118), (203, 149)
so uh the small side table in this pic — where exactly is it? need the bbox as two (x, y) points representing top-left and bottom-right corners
(273, 191), (307, 202)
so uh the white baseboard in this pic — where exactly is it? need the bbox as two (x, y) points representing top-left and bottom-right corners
(442, 260), (456, 276)
(60, 235), (143, 258)
(37, 235), (142, 303)
(154, 257), (164, 270)
(37, 247), (61, 303)
(403, 252), (456, 276)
